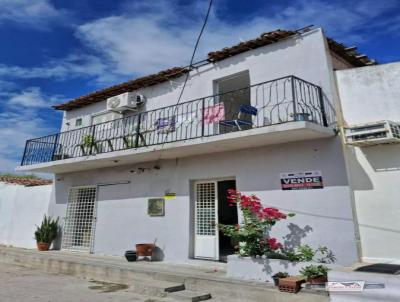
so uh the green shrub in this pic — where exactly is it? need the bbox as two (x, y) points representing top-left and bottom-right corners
(283, 245), (335, 263)
(300, 265), (330, 279)
(34, 215), (60, 244)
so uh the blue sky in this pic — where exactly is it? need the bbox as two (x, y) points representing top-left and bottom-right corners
(0, 0), (399, 173)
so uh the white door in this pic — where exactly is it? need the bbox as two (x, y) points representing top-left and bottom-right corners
(61, 186), (97, 253)
(194, 181), (219, 260)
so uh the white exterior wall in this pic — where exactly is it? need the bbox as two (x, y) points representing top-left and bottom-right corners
(48, 137), (358, 265)
(0, 183), (52, 248)
(61, 28), (337, 131)
(336, 62), (400, 263)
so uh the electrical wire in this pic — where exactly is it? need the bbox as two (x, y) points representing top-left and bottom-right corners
(156, 0), (213, 161)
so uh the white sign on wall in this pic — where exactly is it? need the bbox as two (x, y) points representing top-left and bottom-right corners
(280, 170), (323, 190)
(326, 281), (365, 291)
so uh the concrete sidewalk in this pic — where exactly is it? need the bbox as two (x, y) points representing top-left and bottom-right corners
(0, 263), (158, 302)
(0, 246), (329, 302)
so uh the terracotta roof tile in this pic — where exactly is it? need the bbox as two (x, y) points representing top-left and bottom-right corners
(53, 67), (190, 111)
(0, 176), (52, 187)
(207, 29), (297, 62)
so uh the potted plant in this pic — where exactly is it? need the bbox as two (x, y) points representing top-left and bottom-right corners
(81, 135), (100, 155)
(300, 264), (330, 284)
(34, 215), (60, 251)
(291, 112), (311, 121)
(272, 272), (289, 286)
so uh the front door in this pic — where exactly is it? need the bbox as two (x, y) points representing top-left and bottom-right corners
(194, 181), (219, 260)
(61, 186), (97, 253)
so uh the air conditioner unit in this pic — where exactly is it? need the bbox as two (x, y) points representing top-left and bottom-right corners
(106, 92), (145, 112)
(342, 120), (400, 146)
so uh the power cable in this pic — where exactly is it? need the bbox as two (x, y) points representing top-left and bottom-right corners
(155, 0), (213, 162)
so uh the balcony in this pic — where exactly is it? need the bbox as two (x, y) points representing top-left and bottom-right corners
(18, 76), (335, 173)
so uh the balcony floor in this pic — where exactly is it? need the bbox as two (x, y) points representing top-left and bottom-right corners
(17, 121), (335, 174)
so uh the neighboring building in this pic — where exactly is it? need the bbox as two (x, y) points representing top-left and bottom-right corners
(336, 62), (400, 263)
(17, 27), (397, 265)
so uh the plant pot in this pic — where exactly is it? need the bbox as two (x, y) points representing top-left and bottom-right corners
(293, 112), (310, 121)
(308, 276), (327, 284)
(37, 242), (50, 251)
(136, 244), (155, 257)
(125, 250), (137, 262)
(278, 277), (305, 294)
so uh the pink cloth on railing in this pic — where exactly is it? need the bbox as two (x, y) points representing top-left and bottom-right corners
(202, 103), (225, 124)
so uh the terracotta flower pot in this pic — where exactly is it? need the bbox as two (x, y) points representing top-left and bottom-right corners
(37, 242), (50, 251)
(308, 276), (327, 284)
(136, 243), (155, 256)
(278, 276), (305, 294)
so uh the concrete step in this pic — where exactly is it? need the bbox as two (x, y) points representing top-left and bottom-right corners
(0, 247), (328, 302)
(168, 289), (211, 302)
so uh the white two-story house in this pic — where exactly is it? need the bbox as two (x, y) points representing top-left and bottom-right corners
(19, 27), (386, 265)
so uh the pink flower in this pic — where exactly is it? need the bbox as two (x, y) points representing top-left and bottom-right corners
(267, 238), (283, 250)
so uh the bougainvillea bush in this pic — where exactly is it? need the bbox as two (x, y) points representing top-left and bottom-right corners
(219, 189), (294, 257)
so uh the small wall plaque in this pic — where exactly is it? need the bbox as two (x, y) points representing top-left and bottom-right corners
(148, 198), (165, 216)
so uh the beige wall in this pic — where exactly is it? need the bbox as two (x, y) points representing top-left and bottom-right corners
(336, 62), (400, 263)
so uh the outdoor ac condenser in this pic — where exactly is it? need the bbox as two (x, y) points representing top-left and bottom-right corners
(107, 92), (145, 112)
(342, 120), (400, 146)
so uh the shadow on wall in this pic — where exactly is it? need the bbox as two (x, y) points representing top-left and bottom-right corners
(362, 144), (400, 172)
(345, 145), (374, 191)
(283, 223), (313, 251)
(52, 230), (62, 250)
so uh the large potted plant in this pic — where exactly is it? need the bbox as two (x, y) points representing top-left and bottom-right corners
(34, 215), (60, 251)
(300, 264), (330, 284)
(220, 190), (336, 283)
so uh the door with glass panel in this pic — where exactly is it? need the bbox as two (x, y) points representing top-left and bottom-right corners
(61, 186), (97, 253)
(194, 181), (219, 260)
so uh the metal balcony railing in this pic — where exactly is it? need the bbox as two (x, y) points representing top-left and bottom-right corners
(21, 76), (333, 166)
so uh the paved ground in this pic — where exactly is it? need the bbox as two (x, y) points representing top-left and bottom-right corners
(0, 263), (159, 302)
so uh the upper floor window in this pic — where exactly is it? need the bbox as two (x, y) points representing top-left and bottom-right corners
(91, 111), (122, 125)
(75, 118), (83, 127)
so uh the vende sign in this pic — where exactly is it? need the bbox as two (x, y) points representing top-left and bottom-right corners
(280, 171), (323, 190)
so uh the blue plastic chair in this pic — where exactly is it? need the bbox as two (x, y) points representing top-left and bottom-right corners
(219, 104), (258, 130)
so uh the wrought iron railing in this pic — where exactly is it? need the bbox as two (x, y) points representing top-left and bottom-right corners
(21, 76), (333, 166)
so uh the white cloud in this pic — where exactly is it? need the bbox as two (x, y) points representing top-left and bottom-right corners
(0, 85), (64, 171)
(0, 54), (110, 81)
(0, 110), (58, 173)
(0, 0), (67, 29)
(7, 87), (62, 108)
